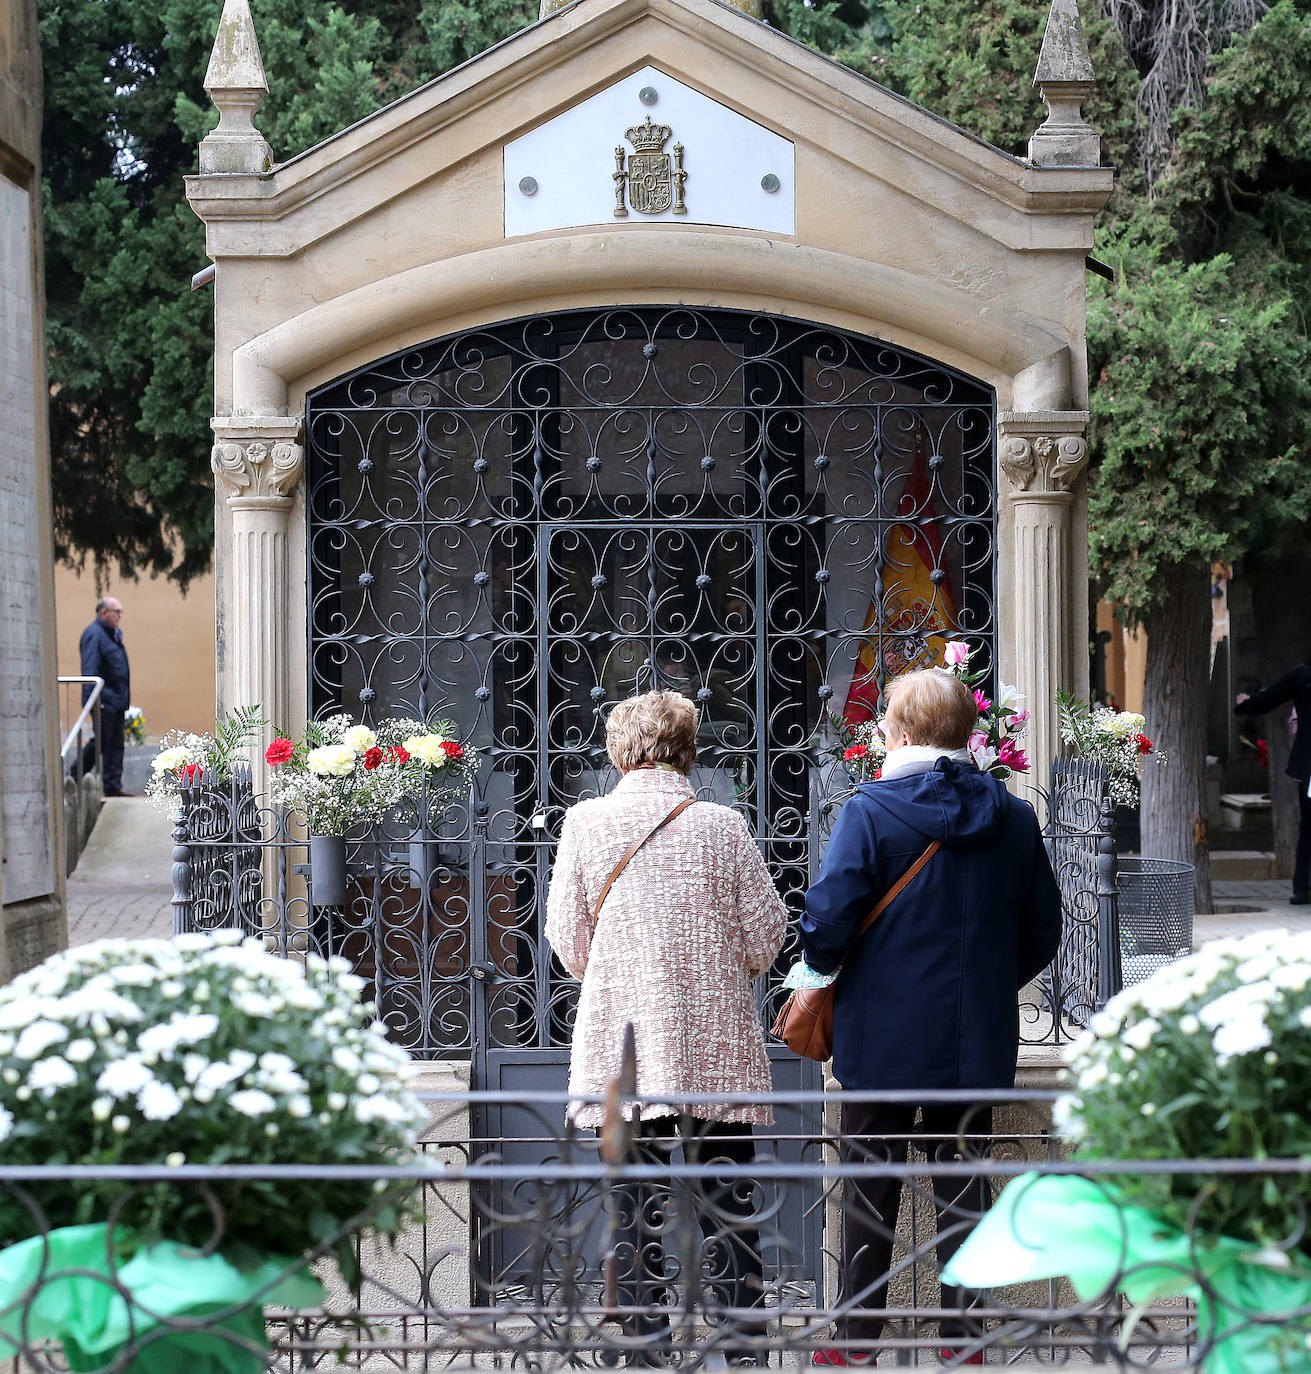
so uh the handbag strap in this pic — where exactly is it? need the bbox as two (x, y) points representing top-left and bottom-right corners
(840, 839), (941, 963)
(591, 797), (697, 928)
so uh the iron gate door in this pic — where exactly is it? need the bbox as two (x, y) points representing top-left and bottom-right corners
(306, 304), (994, 1093)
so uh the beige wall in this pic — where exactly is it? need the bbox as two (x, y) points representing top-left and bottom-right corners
(55, 562), (216, 739)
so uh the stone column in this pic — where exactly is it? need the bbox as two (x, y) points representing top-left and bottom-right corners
(998, 410), (1090, 794)
(210, 416), (304, 752)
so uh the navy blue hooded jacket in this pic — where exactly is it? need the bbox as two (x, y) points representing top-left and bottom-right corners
(800, 758), (1062, 1091)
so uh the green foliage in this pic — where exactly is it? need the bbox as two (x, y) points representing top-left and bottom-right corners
(1086, 243), (1311, 619)
(41, 0), (534, 583)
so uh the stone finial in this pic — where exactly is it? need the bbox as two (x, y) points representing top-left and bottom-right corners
(1029, 0), (1099, 167)
(199, 0), (273, 174)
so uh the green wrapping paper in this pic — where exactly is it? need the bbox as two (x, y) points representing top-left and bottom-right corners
(940, 1173), (1311, 1374)
(0, 1223), (323, 1374)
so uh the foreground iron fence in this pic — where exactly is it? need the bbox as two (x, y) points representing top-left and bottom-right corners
(5, 1088), (1306, 1371)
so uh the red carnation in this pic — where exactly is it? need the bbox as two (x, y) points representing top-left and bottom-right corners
(180, 763), (203, 786)
(439, 740), (465, 762)
(1136, 734), (1153, 756)
(265, 737), (295, 766)
(843, 745), (869, 761)
(1256, 738), (1269, 770)
(362, 747), (384, 770)
(388, 745), (410, 764)
(873, 768), (883, 780)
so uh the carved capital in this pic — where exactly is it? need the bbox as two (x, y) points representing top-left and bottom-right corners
(998, 410), (1089, 494)
(210, 417), (304, 504)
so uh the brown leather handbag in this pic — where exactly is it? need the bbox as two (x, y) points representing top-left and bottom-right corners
(770, 839), (940, 1062)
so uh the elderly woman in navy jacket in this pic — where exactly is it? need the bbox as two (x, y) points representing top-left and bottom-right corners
(799, 667), (1062, 1367)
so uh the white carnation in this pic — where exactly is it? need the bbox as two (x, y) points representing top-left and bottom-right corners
(307, 744), (356, 777)
(152, 746), (193, 772)
(402, 734), (451, 768)
(342, 725), (377, 753)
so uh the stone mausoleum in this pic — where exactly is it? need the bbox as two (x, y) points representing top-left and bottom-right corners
(187, 0), (1112, 1109)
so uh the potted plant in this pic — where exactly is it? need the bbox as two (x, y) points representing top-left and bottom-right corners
(0, 931), (428, 1374)
(943, 928), (1311, 1372)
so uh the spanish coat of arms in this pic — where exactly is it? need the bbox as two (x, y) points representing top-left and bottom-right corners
(613, 115), (687, 217)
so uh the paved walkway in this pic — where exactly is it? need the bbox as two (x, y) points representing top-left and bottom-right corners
(66, 797), (174, 947)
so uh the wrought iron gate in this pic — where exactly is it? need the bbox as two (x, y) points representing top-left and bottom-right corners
(305, 308), (997, 1094)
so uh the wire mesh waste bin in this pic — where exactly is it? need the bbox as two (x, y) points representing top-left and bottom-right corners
(1117, 857), (1195, 986)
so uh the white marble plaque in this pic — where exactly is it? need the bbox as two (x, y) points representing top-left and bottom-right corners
(504, 67), (795, 237)
(0, 174), (55, 904)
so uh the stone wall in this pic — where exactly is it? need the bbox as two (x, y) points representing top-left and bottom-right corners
(0, 0), (68, 977)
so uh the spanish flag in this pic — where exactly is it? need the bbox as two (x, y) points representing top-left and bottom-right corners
(842, 431), (957, 726)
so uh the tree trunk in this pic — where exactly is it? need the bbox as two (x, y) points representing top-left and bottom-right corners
(1141, 562), (1214, 914)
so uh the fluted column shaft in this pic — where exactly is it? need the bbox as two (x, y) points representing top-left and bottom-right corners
(999, 410), (1090, 795)
(210, 416), (304, 773)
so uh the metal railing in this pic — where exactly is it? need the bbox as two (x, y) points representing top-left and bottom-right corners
(3, 1086), (1302, 1370)
(165, 767), (1119, 1060)
(58, 674), (103, 874)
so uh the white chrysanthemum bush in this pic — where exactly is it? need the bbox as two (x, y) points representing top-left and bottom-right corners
(1056, 928), (1311, 1250)
(0, 933), (428, 1262)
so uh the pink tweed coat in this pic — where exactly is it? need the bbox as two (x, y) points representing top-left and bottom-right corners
(545, 767), (787, 1126)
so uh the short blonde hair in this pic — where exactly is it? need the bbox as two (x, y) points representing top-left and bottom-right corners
(606, 691), (698, 773)
(883, 669), (977, 750)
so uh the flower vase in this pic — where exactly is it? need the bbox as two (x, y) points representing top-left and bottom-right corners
(407, 835), (434, 893)
(308, 833), (348, 907)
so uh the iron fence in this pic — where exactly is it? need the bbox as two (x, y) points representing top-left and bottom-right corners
(168, 761), (1117, 1072)
(3, 1087), (1306, 1371)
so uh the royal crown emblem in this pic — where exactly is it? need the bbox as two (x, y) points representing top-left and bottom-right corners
(613, 115), (687, 217)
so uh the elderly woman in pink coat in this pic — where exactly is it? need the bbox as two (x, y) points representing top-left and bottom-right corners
(546, 689), (787, 1365)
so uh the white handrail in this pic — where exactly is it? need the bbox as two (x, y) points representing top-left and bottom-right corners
(58, 675), (104, 765)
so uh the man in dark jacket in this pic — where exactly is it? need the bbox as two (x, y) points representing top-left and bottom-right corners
(799, 667), (1062, 1365)
(79, 597), (131, 796)
(1235, 654), (1311, 904)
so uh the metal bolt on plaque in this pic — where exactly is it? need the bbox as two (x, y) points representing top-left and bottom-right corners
(613, 115), (686, 218)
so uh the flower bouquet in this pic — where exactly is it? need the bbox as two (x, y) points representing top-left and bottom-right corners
(829, 640), (1030, 782)
(1057, 690), (1163, 808)
(265, 715), (477, 903)
(0, 931), (428, 1374)
(124, 706), (147, 746)
(943, 929), (1311, 1373)
(145, 704), (266, 808)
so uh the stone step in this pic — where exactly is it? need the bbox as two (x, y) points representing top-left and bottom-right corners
(1211, 849), (1277, 881)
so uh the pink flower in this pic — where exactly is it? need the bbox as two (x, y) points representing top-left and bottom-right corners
(998, 738), (1030, 773)
(973, 689), (992, 713)
(943, 641), (971, 668)
(1007, 708), (1031, 734)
